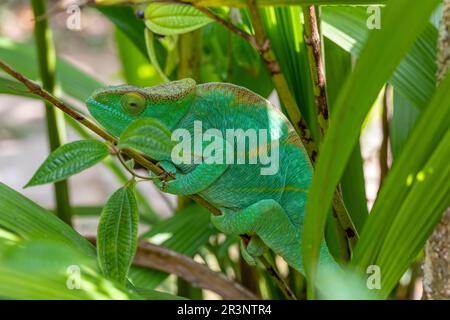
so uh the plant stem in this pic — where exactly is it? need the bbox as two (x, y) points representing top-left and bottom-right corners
(302, 5), (357, 252)
(31, 0), (72, 225)
(302, 5), (328, 139)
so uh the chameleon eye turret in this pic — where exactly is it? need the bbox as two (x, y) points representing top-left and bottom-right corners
(121, 92), (146, 116)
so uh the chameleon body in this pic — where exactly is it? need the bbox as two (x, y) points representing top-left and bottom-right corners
(87, 79), (338, 274)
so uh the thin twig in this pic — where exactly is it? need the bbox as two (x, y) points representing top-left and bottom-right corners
(302, 5), (328, 138)
(116, 151), (161, 181)
(188, 3), (254, 43)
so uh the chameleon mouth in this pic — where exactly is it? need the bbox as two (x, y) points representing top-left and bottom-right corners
(86, 97), (130, 137)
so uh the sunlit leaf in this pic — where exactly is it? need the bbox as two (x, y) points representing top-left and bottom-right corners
(0, 239), (139, 300)
(144, 3), (212, 36)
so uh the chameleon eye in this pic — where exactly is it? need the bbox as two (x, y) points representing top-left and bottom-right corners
(121, 92), (146, 116)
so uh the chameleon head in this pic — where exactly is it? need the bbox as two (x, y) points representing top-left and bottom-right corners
(86, 78), (196, 137)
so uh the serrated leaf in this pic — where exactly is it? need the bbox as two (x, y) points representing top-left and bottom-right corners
(144, 3), (212, 36)
(97, 181), (139, 284)
(118, 118), (175, 161)
(25, 139), (108, 187)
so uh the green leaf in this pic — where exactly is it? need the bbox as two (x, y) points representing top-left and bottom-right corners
(200, 22), (273, 97)
(324, 37), (368, 231)
(26, 139), (109, 187)
(350, 74), (450, 296)
(0, 239), (139, 300)
(0, 182), (95, 256)
(97, 182), (139, 284)
(231, 24), (260, 74)
(303, 0), (440, 294)
(144, 3), (212, 36)
(118, 118), (175, 160)
(115, 28), (162, 86)
(375, 129), (450, 298)
(321, 6), (437, 111)
(390, 88), (420, 159)
(0, 183), (176, 299)
(97, 6), (148, 57)
(0, 38), (102, 101)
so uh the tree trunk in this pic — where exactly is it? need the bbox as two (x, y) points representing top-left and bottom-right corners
(422, 0), (450, 300)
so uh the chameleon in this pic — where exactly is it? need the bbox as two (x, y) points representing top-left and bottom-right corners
(86, 78), (339, 275)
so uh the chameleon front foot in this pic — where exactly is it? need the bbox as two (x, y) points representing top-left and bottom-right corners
(240, 236), (266, 266)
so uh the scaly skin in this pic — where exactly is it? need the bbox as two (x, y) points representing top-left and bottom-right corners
(86, 78), (339, 274)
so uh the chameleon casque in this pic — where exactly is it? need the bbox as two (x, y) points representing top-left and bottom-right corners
(87, 78), (339, 275)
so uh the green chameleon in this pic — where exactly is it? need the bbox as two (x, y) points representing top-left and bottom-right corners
(87, 78), (339, 275)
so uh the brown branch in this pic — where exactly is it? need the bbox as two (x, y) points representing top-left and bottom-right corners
(85, 236), (257, 299)
(134, 241), (258, 300)
(303, 5), (328, 138)
(190, 4), (254, 43)
(302, 5), (358, 248)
